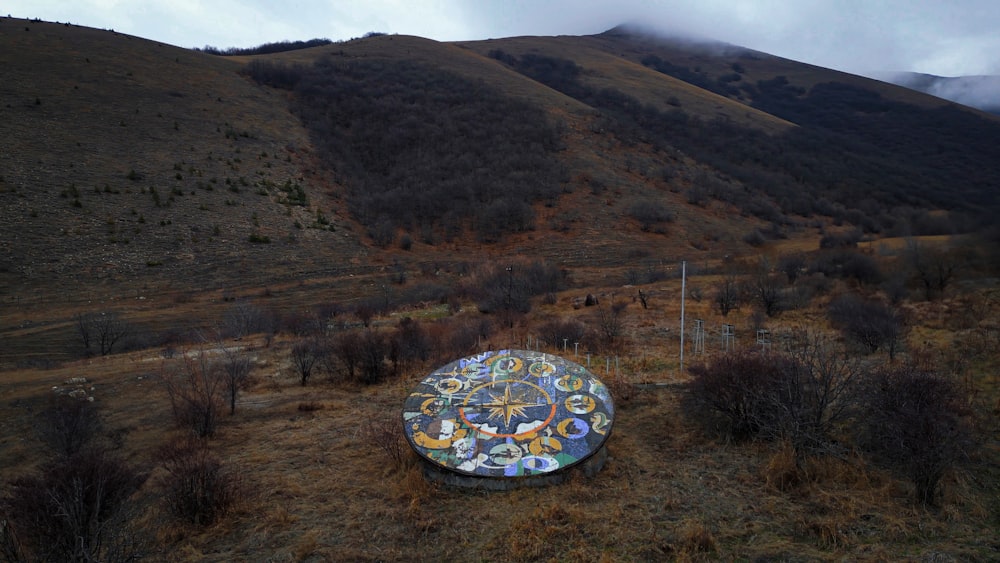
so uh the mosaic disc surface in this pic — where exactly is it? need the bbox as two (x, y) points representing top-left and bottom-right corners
(402, 350), (615, 478)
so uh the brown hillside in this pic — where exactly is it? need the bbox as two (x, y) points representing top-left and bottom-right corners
(459, 34), (795, 133)
(0, 19), (778, 365)
(586, 26), (983, 114)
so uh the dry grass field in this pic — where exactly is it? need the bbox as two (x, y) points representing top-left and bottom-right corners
(2, 267), (999, 561)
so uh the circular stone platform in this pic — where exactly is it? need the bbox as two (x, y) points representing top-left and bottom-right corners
(402, 350), (614, 488)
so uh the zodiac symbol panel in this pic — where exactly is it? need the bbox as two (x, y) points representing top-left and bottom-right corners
(402, 350), (615, 478)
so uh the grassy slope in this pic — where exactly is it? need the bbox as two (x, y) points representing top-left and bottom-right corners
(0, 21), (386, 364)
(459, 34), (795, 133)
(2, 279), (997, 561)
(0, 23), (777, 366)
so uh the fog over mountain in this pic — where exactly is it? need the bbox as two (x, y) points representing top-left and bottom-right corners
(881, 72), (1000, 115)
(7, 0), (1000, 78)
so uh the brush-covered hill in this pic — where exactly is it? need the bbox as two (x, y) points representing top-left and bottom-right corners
(3, 17), (1000, 364)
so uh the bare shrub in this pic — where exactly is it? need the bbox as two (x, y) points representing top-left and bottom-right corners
(766, 334), (864, 459)
(809, 250), (883, 286)
(222, 300), (274, 338)
(0, 518), (26, 563)
(777, 252), (807, 284)
(363, 416), (407, 470)
(686, 338), (862, 461)
(330, 329), (390, 385)
(354, 303), (376, 327)
(750, 258), (786, 317)
(828, 293), (908, 359)
(297, 401), (324, 412)
(2, 449), (146, 562)
(155, 440), (244, 526)
(861, 364), (976, 506)
(906, 238), (961, 301)
(819, 229), (861, 249)
(389, 317), (431, 375)
(676, 519), (717, 555)
(686, 350), (787, 440)
(162, 349), (224, 438)
(426, 317), (493, 361)
(626, 198), (674, 231)
(37, 393), (103, 458)
(465, 259), (566, 321)
(282, 310), (326, 337)
(332, 331), (363, 382)
(76, 310), (131, 356)
(593, 298), (628, 352)
(357, 330), (389, 385)
(536, 317), (589, 352)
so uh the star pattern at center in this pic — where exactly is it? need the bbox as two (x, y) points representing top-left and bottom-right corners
(483, 383), (537, 428)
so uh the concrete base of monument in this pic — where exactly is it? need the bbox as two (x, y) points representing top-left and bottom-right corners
(420, 445), (609, 490)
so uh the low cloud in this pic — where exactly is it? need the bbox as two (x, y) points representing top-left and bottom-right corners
(7, 0), (1000, 78)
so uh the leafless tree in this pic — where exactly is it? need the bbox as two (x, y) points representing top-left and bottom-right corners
(354, 303), (376, 328)
(358, 329), (388, 385)
(222, 299), (273, 338)
(329, 329), (390, 384)
(595, 296), (627, 350)
(291, 338), (324, 386)
(713, 274), (741, 317)
(218, 344), (253, 415)
(162, 348), (224, 437)
(77, 311), (131, 356)
(777, 252), (807, 284)
(906, 238), (960, 301)
(750, 258), (785, 318)
(329, 331), (358, 381)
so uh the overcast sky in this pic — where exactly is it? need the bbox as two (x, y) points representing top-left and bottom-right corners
(8, 1), (1000, 78)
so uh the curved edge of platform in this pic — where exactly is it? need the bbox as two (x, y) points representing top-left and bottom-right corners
(420, 444), (609, 490)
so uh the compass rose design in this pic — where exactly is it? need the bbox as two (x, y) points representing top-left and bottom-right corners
(460, 380), (556, 438)
(484, 383), (536, 427)
(402, 350), (615, 479)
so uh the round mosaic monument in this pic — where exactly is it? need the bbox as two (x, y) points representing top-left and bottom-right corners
(402, 350), (614, 485)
